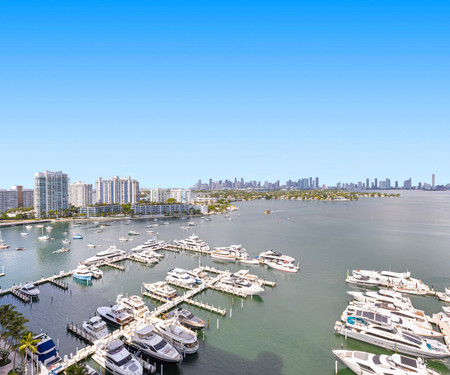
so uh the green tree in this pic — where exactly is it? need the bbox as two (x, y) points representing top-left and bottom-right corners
(18, 332), (39, 375)
(65, 363), (89, 375)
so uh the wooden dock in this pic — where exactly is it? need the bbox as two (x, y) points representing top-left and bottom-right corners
(67, 323), (96, 344)
(162, 245), (180, 252)
(166, 279), (196, 290)
(184, 298), (226, 316)
(49, 278), (69, 290)
(432, 313), (450, 349)
(142, 291), (178, 303)
(102, 262), (125, 271)
(210, 283), (248, 298)
(10, 287), (30, 303)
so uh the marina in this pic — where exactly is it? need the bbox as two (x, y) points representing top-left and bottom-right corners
(1, 195), (450, 375)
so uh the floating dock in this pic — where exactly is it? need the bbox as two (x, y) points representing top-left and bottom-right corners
(101, 262), (125, 271)
(432, 313), (450, 350)
(67, 323), (96, 344)
(49, 278), (69, 290)
(10, 287), (30, 303)
(161, 245), (180, 252)
(184, 298), (226, 316)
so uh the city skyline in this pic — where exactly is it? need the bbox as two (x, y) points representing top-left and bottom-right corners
(1, 0), (449, 187)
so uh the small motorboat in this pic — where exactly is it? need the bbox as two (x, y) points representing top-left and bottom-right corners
(165, 307), (206, 330)
(16, 247), (26, 251)
(19, 282), (40, 297)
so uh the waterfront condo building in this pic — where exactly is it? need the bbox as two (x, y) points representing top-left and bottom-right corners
(96, 176), (139, 204)
(34, 170), (69, 218)
(69, 181), (93, 207)
(0, 186), (34, 213)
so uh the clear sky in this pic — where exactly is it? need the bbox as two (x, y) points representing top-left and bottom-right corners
(0, 0), (449, 188)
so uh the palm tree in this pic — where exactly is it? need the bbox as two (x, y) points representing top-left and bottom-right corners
(65, 363), (89, 375)
(8, 316), (29, 369)
(19, 332), (39, 375)
(0, 304), (17, 345)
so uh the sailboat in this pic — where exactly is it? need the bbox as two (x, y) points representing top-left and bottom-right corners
(20, 224), (29, 236)
(38, 227), (50, 241)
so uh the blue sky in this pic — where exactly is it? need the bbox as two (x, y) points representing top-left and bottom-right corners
(0, 0), (449, 188)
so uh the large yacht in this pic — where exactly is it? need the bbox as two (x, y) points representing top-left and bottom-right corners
(258, 250), (300, 273)
(211, 247), (237, 261)
(116, 295), (149, 318)
(333, 349), (440, 375)
(216, 275), (264, 296)
(133, 252), (159, 265)
(341, 305), (444, 338)
(214, 244), (258, 264)
(84, 246), (126, 265)
(143, 281), (178, 300)
(352, 269), (430, 293)
(151, 317), (199, 354)
(34, 333), (62, 371)
(125, 324), (182, 363)
(173, 234), (211, 253)
(97, 304), (134, 327)
(437, 287), (450, 303)
(166, 268), (198, 287)
(92, 339), (143, 375)
(73, 264), (93, 281)
(131, 238), (165, 252)
(82, 316), (109, 340)
(165, 308), (206, 330)
(334, 318), (449, 359)
(348, 289), (413, 310)
(19, 282), (40, 297)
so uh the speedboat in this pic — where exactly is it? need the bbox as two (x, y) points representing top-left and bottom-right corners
(88, 243), (96, 248)
(25, 225), (32, 230)
(73, 234), (83, 239)
(97, 304), (134, 327)
(62, 239), (71, 245)
(119, 237), (128, 242)
(174, 234), (211, 253)
(166, 268), (198, 287)
(20, 231), (29, 236)
(258, 250), (300, 273)
(128, 231), (139, 236)
(151, 317), (199, 354)
(19, 282), (40, 297)
(82, 316), (108, 340)
(125, 324), (182, 363)
(142, 281), (177, 300)
(116, 295), (149, 318)
(83, 246), (126, 265)
(96, 229), (103, 233)
(73, 264), (93, 281)
(16, 247), (26, 251)
(90, 266), (103, 279)
(53, 247), (70, 254)
(333, 349), (440, 375)
(165, 308), (206, 330)
(216, 275), (264, 296)
(34, 333), (62, 371)
(46, 225), (53, 231)
(187, 222), (196, 227)
(92, 339), (143, 375)
(334, 318), (449, 359)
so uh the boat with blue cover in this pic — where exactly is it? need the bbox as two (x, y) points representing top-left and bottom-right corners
(34, 333), (62, 371)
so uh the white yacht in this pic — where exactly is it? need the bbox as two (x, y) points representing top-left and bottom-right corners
(346, 273), (382, 287)
(90, 266), (103, 279)
(333, 349), (440, 375)
(133, 252), (159, 264)
(88, 243), (96, 248)
(84, 246), (126, 265)
(116, 295), (149, 318)
(352, 269), (430, 293)
(174, 234), (211, 253)
(62, 239), (71, 245)
(92, 339), (143, 375)
(166, 268), (198, 287)
(258, 250), (300, 273)
(165, 308), (206, 330)
(437, 287), (450, 303)
(131, 238), (165, 252)
(38, 227), (50, 241)
(82, 316), (108, 340)
(334, 318), (449, 359)
(348, 289), (414, 310)
(151, 317), (199, 354)
(125, 324), (182, 363)
(232, 269), (264, 285)
(19, 282), (40, 297)
(216, 275), (264, 296)
(142, 281), (177, 300)
(211, 247), (237, 262)
(73, 264), (93, 281)
(97, 304), (134, 327)
(341, 305), (444, 338)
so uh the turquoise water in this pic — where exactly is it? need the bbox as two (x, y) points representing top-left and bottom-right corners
(0, 191), (450, 374)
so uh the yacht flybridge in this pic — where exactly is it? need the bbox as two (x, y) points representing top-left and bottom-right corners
(83, 246), (126, 265)
(166, 268), (199, 287)
(258, 250), (300, 273)
(333, 349), (440, 375)
(97, 304), (134, 327)
(334, 318), (449, 359)
(19, 282), (40, 297)
(216, 274), (265, 296)
(116, 295), (149, 318)
(150, 317), (200, 354)
(82, 316), (108, 340)
(142, 281), (178, 300)
(174, 234), (211, 254)
(125, 324), (182, 364)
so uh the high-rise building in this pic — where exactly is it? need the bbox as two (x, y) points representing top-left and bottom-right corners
(403, 178), (412, 190)
(366, 178), (369, 190)
(374, 178), (378, 189)
(315, 177), (319, 189)
(0, 186), (34, 212)
(432, 174), (435, 188)
(149, 188), (169, 203)
(385, 178), (391, 189)
(96, 176), (139, 204)
(169, 189), (192, 203)
(34, 170), (69, 218)
(69, 181), (93, 207)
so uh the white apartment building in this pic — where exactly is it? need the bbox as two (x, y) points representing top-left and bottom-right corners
(34, 170), (69, 218)
(96, 176), (139, 204)
(69, 181), (93, 207)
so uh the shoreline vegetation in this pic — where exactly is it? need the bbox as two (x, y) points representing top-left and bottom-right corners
(196, 189), (400, 203)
